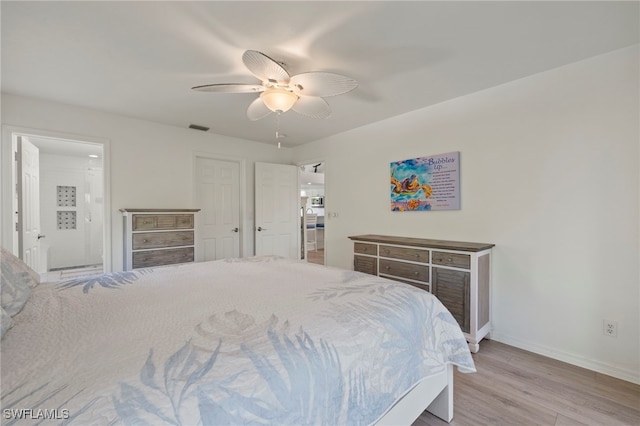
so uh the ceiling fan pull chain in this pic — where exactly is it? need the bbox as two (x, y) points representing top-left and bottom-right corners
(276, 111), (282, 149)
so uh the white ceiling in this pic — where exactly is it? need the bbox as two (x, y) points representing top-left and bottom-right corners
(27, 136), (103, 158)
(2, 1), (638, 148)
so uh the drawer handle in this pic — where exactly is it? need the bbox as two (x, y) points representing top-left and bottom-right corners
(143, 221), (151, 224)
(447, 258), (453, 263)
(143, 239), (148, 243)
(385, 265), (391, 270)
(363, 247), (368, 252)
(414, 271), (419, 276)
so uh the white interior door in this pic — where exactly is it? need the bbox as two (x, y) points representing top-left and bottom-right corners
(196, 157), (241, 261)
(17, 136), (43, 272)
(255, 162), (299, 258)
(85, 166), (104, 265)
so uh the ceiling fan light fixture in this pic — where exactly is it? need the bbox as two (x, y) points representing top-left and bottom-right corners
(193, 50), (358, 121)
(260, 88), (298, 112)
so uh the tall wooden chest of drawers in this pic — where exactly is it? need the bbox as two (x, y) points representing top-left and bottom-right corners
(122, 209), (200, 270)
(349, 234), (494, 353)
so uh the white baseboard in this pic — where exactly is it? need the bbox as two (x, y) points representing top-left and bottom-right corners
(489, 331), (640, 385)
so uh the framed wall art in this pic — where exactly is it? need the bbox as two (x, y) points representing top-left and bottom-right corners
(390, 151), (460, 211)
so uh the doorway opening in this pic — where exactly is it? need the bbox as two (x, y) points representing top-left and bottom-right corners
(12, 133), (107, 281)
(300, 161), (325, 265)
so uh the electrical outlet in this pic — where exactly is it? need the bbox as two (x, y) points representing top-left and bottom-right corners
(603, 320), (618, 337)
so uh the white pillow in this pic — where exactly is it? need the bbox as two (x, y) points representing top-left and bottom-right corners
(1, 248), (40, 317)
(1, 307), (14, 338)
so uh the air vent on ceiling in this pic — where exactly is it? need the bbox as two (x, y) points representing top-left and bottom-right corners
(188, 124), (210, 132)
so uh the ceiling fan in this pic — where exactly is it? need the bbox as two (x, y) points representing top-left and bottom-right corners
(192, 50), (358, 121)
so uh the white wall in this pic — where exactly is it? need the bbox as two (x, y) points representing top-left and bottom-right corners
(293, 46), (640, 383)
(1, 94), (292, 271)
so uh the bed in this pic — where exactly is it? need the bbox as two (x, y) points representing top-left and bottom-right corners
(1, 250), (475, 425)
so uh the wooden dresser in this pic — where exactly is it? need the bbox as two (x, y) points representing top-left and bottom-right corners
(121, 209), (200, 270)
(349, 234), (494, 352)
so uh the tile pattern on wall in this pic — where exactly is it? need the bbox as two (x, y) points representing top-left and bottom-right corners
(57, 185), (76, 207)
(57, 211), (76, 230)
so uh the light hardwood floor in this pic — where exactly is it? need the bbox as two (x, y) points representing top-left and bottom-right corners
(307, 248), (324, 265)
(416, 339), (640, 426)
(40, 264), (103, 282)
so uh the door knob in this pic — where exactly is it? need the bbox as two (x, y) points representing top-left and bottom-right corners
(232, 227), (239, 232)
(37, 234), (46, 240)
(257, 226), (267, 231)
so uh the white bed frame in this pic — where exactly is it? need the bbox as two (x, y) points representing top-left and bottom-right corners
(376, 364), (453, 425)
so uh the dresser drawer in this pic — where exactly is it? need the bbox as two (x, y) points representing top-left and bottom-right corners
(354, 255), (377, 275)
(388, 277), (430, 292)
(132, 231), (194, 250)
(379, 245), (429, 264)
(379, 259), (429, 283)
(133, 214), (194, 231)
(132, 247), (194, 268)
(432, 251), (470, 269)
(432, 267), (470, 333)
(354, 242), (377, 256)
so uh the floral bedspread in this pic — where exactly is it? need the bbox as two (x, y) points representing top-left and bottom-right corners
(1, 256), (474, 425)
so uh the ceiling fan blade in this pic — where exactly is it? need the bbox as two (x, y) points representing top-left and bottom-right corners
(191, 83), (265, 93)
(242, 50), (290, 85)
(247, 97), (272, 121)
(290, 72), (358, 97)
(291, 96), (331, 119)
